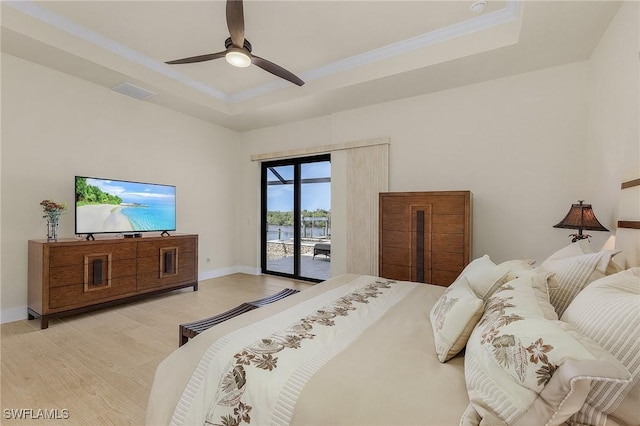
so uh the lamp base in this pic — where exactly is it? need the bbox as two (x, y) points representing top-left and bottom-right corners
(568, 233), (591, 243)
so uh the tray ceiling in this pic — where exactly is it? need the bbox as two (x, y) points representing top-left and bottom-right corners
(1, 1), (621, 131)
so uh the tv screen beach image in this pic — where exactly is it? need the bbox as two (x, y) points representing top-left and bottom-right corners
(75, 177), (176, 234)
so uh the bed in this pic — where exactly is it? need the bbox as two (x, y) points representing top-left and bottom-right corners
(147, 251), (640, 425)
(147, 274), (469, 425)
(147, 175), (640, 426)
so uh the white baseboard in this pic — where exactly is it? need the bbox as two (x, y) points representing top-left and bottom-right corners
(1, 305), (28, 324)
(198, 265), (260, 281)
(0, 266), (262, 325)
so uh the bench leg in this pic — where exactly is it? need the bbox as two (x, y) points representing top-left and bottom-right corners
(179, 326), (189, 347)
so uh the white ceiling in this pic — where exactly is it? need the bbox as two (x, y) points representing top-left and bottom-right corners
(1, 1), (621, 131)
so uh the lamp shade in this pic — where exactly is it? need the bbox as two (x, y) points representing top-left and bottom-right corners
(553, 201), (609, 232)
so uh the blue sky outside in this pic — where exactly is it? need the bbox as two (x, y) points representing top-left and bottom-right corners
(86, 178), (175, 205)
(266, 162), (331, 212)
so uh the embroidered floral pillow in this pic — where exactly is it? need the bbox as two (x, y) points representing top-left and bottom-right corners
(465, 271), (631, 425)
(498, 259), (536, 281)
(430, 276), (484, 362)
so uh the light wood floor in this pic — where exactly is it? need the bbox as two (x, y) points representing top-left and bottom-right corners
(0, 274), (312, 425)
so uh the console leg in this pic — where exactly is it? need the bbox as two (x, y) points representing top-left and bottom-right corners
(40, 317), (49, 330)
(28, 312), (35, 321)
(193, 282), (199, 291)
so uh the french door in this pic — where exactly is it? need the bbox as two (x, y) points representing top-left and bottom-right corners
(261, 154), (331, 282)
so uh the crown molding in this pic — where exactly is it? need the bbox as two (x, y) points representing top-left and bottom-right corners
(6, 0), (521, 104)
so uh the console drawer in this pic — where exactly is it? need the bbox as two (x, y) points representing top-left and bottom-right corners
(48, 242), (137, 267)
(137, 237), (195, 257)
(137, 264), (196, 291)
(49, 258), (137, 288)
(49, 276), (137, 309)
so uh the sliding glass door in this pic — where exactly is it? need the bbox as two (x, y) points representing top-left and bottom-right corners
(263, 163), (295, 276)
(261, 154), (331, 282)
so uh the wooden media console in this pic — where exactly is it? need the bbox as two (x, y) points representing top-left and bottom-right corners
(28, 234), (198, 329)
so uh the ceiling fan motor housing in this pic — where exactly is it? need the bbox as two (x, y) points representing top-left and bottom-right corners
(225, 37), (252, 52)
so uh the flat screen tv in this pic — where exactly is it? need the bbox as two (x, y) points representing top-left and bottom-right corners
(75, 176), (176, 237)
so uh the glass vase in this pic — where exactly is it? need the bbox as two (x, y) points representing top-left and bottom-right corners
(46, 217), (59, 242)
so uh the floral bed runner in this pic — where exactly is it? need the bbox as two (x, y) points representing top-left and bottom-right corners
(170, 276), (418, 426)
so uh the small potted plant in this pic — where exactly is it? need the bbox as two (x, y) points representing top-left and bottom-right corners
(40, 199), (67, 242)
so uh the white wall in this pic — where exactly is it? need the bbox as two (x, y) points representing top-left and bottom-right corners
(586, 0), (640, 267)
(235, 2), (637, 269)
(1, 53), (240, 322)
(237, 61), (593, 268)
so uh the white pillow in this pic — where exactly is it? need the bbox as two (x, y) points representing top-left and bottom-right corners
(456, 255), (509, 300)
(540, 247), (620, 317)
(498, 259), (536, 281)
(543, 240), (622, 274)
(544, 240), (593, 260)
(561, 267), (640, 426)
(430, 276), (484, 362)
(465, 272), (630, 425)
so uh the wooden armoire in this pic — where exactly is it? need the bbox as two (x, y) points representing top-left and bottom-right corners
(378, 191), (471, 286)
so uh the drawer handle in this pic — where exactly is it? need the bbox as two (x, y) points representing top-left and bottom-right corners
(159, 247), (179, 278)
(83, 253), (111, 292)
(416, 210), (425, 283)
(165, 251), (174, 274)
(93, 259), (103, 285)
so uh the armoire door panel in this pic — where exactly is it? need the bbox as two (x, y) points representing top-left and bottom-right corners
(430, 197), (467, 215)
(432, 214), (465, 233)
(431, 270), (460, 287)
(381, 230), (410, 248)
(432, 233), (465, 253)
(382, 214), (410, 232)
(432, 252), (465, 272)
(381, 263), (411, 281)
(379, 191), (471, 286)
(382, 246), (411, 266)
(381, 199), (411, 214)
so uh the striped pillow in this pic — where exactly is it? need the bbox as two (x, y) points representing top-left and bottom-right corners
(541, 250), (618, 317)
(544, 240), (594, 260)
(465, 272), (631, 425)
(561, 267), (640, 426)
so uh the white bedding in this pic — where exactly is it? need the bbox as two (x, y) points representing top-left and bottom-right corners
(146, 274), (469, 425)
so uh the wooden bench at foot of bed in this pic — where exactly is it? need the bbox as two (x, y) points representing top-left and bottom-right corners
(178, 288), (300, 346)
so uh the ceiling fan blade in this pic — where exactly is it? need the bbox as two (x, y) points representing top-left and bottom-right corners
(226, 0), (245, 48)
(252, 55), (305, 86)
(166, 51), (227, 65)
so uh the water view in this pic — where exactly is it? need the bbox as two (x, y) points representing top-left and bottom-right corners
(265, 159), (331, 281)
(266, 223), (331, 241)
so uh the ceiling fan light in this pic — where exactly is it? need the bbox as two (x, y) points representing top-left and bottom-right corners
(225, 49), (251, 68)
(471, 0), (487, 14)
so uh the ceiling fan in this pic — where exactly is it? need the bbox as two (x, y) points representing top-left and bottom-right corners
(165, 0), (304, 86)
